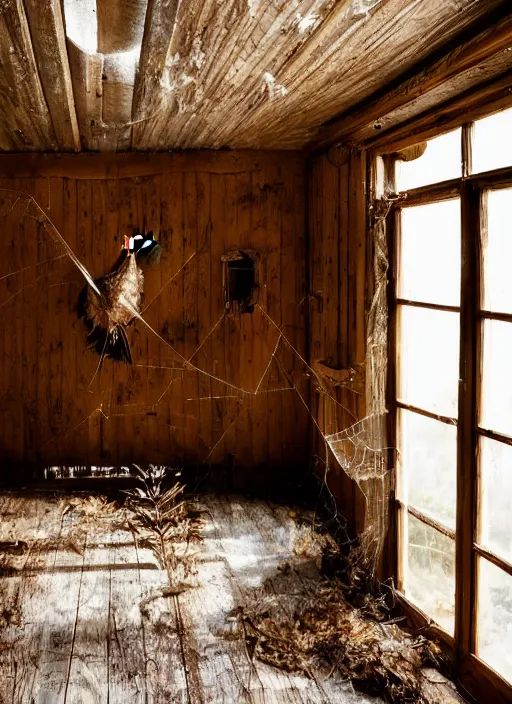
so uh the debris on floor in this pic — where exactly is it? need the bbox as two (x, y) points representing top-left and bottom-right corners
(0, 490), (463, 703)
(239, 571), (444, 703)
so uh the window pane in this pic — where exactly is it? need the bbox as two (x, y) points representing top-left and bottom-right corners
(473, 108), (512, 175)
(483, 189), (512, 314)
(396, 129), (461, 192)
(399, 200), (460, 307)
(477, 558), (512, 683)
(479, 437), (512, 563)
(399, 409), (457, 529)
(480, 320), (512, 438)
(398, 306), (459, 417)
(405, 513), (455, 633)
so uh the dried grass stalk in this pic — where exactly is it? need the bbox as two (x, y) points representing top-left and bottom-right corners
(124, 464), (202, 587)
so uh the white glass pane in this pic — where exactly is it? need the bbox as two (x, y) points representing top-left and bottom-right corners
(479, 437), (512, 563)
(405, 513), (455, 633)
(396, 129), (461, 192)
(398, 306), (459, 417)
(477, 558), (512, 683)
(480, 320), (512, 438)
(399, 200), (460, 306)
(399, 409), (457, 529)
(483, 189), (512, 314)
(473, 108), (512, 175)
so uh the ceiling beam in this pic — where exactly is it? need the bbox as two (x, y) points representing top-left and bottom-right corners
(0, 151), (304, 180)
(66, 41), (104, 151)
(309, 6), (512, 151)
(0, 0), (57, 150)
(366, 69), (512, 154)
(131, 0), (180, 148)
(23, 0), (80, 151)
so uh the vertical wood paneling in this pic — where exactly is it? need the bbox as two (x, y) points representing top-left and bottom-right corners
(195, 172), (211, 461)
(307, 149), (368, 534)
(163, 171), (185, 462)
(208, 173), (228, 465)
(61, 177), (80, 463)
(7, 179), (24, 465)
(236, 171), (254, 469)
(0, 152), (308, 482)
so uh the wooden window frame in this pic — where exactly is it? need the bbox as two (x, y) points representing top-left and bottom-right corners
(385, 125), (512, 704)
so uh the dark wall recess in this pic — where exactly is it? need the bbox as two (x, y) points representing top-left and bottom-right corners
(222, 250), (258, 314)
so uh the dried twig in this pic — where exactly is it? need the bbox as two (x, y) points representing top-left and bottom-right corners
(124, 465), (202, 588)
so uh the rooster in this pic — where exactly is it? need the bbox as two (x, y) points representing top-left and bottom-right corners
(78, 232), (161, 365)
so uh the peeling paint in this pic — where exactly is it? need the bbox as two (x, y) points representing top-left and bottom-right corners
(247, 0), (260, 20)
(350, 0), (383, 19)
(263, 72), (288, 100)
(160, 53), (181, 93)
(190, 37), (206, 71)
(295, 12), (318, 33)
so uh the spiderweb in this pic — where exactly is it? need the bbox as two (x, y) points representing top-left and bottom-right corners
(0, 183), (391, 571)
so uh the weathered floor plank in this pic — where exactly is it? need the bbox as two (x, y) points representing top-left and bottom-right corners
(133, 537), (189, 704)
(0, 494), (68, 704)
(108, 529), (148, 703)
(210, 495), (373, 704)
(24, 512), (86, 704)
(64, 528), (112, 704)
(1, 491), (453, 704)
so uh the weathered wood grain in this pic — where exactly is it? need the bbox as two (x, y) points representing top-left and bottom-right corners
(307, 149), (368, 535)
(312, 7), (512, 149)
(64, 530), (112, 703)
(0, 495), (67, 704)
(130, 0), (508, 150)
(108, 529), (149, 703)
(101, 54), (137, 152)
(0, 0), (56, 151)
(0, 151), (304, 179)
(0, 0), (507, 151)
(232, 0), (508, 149)
(133, 538), (189, 703)
(26, 514), (86, 703)
(66, 41), (104, 152)
(23, 0), (80, 151)
(367, 69), (512, 153)
(0, 152), (307, 476)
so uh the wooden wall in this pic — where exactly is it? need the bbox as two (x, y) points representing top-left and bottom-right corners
(0, 152), (308, 482)
(307, 148), (368, 534)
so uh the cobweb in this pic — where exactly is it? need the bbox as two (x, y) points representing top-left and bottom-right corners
(0, 185), (391, 572)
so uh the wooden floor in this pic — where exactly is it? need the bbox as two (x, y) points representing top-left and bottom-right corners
(0, 491), (383, 704)
(0, 492), (459, 704)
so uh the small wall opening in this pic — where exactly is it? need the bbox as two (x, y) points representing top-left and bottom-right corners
(222, 250), (257, 314)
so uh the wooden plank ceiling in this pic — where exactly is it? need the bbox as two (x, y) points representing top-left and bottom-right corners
(0, 0), (510, 152)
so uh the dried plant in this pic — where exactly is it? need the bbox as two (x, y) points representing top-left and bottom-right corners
(124, 465), (202, 587)
(240, 574), (444, 704)
(233, 518), (449, 704)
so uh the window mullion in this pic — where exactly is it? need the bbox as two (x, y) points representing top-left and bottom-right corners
(455, 178), (479, 664)
(462, 123), (474, 179)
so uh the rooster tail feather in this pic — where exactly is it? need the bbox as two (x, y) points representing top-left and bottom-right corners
(86, 325), (132, 364)
(115, 326), (132, 364)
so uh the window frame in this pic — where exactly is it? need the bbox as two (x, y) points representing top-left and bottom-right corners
(384, 123), (512, 704)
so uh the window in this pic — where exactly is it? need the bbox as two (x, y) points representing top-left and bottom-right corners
(388, 108), (512, 701)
